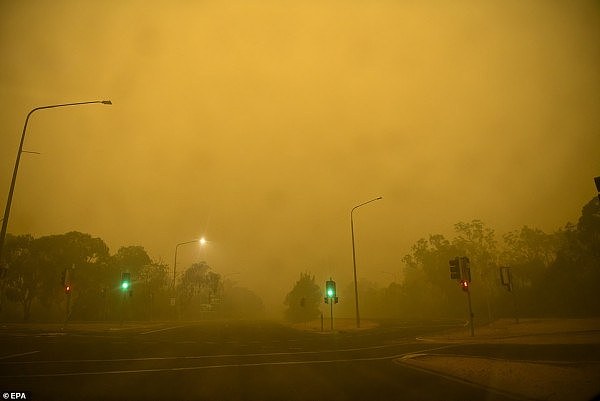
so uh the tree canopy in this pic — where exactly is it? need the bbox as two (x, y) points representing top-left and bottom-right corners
(284, 272), (322, 323)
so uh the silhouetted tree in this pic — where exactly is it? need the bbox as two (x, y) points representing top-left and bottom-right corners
(542, 198), (600, 316)
(2, 234), (36, 321)
(221, 284), (265, 319)
(2, 232), (109, 321)
(284, 272), (321, 323)
(136, 260), (171, 320)
(177, 261), (222, 319)
(401, 234), (463, 319)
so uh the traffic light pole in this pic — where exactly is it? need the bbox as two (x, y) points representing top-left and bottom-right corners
(466, 288), (474, 337)
(330, 299), (334, 331)
(120, 291), (126, 326)
(64, 293), (71, 327)
(325, 279), (338, 331)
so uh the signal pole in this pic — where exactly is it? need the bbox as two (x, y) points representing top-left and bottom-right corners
(451, 257), (474, 337)
(329, 296), (334, 330)
(62, 265), (73, 327)
(464, 281), (475, 337)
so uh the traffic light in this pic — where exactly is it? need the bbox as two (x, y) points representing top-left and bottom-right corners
(460, 280), (469, 292)
(325, 279), (338, 304)
(449, 258), (460, 280)
(326, 280), (336, 298)
(460, 257), (471, 282)
(121, 272), (131, 291)
(65, 284), (72, 294)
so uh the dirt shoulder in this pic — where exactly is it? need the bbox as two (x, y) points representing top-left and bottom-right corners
(418, 318), (600, 344)
(399, 318), (600, 401)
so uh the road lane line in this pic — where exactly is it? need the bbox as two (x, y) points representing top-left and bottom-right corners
(0, 343), (402, 365)
(0, 351), (39, 360)
(0, 353), (435, 377)
(140, 325), (189, 335)
(0, 345), (456, 378)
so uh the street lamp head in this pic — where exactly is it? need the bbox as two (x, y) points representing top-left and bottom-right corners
(199, 237), (207, 246)
(101, 100), (112, 105)
(376, 196), (383, 200)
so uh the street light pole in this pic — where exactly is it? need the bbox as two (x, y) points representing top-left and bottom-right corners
(172, 238), (205, 289)
(0, 100), (112, 265)
(351, 196), (382, 328)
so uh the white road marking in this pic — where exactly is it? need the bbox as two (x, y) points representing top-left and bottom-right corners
(0, 342), (409, 365)
(0, 355), (404, 377)
(0, 351), (40, 360)
(1, 345), (457, 378)
(140, 325), (189, 335)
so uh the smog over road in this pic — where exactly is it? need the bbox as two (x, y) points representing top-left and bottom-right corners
(0, 2), (599, 400)
(1, 1), (598, 313)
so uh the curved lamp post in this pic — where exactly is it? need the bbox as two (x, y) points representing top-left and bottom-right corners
(0, 100), (112, 265)
(173, 237), (206, 289)
(351, 196), (382, 328)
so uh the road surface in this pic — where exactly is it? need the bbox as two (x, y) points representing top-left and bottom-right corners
(0, 319), (595, 401)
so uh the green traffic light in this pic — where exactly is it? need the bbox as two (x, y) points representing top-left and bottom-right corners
(121, 272), (131, 291)
(325, 279), (336, 298)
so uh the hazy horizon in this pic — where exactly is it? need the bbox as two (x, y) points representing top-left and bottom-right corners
(1, 1), (598, 313)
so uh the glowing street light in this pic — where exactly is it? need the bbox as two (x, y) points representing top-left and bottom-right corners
(350, 196), (383, 328)
(0, 100), (112, 265)
(172, 237), (207, 289)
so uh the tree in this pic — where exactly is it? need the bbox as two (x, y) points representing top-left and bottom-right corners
(221, 284), (265, 319)
(283, 272), (321, 323)
(2, 232), (110, 321)
(401, 234), (463, 319)
(541, 198), (600, 316)
(176, 261), (222, 319)
(2, 234), (36, 321)
(136, 260), (171, 320)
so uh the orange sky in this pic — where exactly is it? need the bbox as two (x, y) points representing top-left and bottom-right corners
(1, 1), (599, 312)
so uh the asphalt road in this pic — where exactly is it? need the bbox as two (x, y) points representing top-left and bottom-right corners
(0, 319), (592, 401)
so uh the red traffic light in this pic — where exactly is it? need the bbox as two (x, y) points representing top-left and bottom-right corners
(460, 280), (469, 292)
(65, 284), (72, 294)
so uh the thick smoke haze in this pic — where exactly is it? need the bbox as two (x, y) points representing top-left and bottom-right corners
(1, 1), (599, 313)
